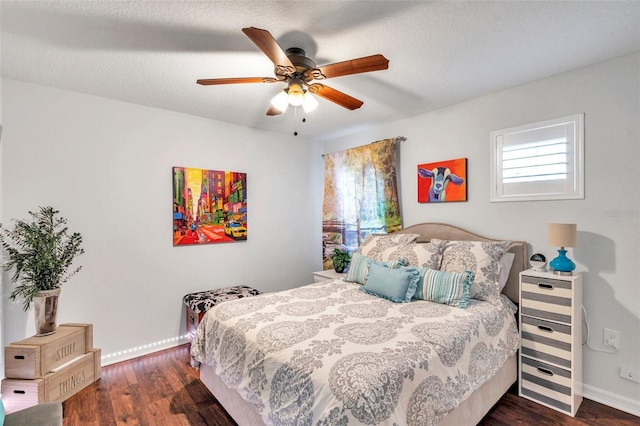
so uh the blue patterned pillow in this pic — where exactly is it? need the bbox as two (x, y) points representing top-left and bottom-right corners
(360, 262), (421, 303)
(345, 252), (407, 285)
(414, 267), (474, 308)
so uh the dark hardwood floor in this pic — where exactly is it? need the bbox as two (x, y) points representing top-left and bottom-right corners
(62, 344), (640, 425)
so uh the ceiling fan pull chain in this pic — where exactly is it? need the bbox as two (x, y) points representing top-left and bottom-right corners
(293, 107), (298, 136)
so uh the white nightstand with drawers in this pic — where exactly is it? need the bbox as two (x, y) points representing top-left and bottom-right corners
(519, 269), (583, 416)
(313, 269), (346, 282)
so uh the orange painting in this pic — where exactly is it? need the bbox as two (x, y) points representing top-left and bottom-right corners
(417, 158), (467, 203)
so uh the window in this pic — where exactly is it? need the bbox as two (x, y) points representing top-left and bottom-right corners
(490, 114), (584, 202)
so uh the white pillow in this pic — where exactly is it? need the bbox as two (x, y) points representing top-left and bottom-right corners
(357, 233), (420, 261)
(381, 241), (445, 270)
(434, 239), (512, 304)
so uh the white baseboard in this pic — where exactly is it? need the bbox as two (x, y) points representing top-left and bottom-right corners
(583, 384), (640, 417)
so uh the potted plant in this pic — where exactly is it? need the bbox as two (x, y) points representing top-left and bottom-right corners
(0, 206), (84, 335)
(332, 247), (351, 273)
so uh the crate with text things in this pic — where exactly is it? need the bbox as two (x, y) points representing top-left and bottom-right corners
(2, 323), (101, 414)
(1, 349), (101, 414)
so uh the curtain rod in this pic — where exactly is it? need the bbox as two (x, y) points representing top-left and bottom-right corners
(322, 136), (406, 157)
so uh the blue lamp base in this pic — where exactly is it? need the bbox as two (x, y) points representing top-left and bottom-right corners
(550, 248), (575, 275)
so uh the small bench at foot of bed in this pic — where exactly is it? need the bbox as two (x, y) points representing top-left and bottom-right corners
(183, 285), (262, 341)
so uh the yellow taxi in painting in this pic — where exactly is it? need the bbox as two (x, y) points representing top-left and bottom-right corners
(224, 221), (247, 240)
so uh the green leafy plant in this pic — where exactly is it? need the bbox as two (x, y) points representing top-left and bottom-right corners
(332, 248), (351, 273)
(0, 206), (84, 311)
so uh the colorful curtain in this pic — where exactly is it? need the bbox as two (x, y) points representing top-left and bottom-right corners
(322, 138), (402, 269)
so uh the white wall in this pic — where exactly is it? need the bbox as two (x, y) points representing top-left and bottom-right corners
(321, 53), (640, 415)
(1, 80), (323, 365)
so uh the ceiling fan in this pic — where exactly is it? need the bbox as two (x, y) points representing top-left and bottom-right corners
(197, 27), (389, 116)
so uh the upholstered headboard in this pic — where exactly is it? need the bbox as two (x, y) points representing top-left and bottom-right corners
(397, 223), (527, 303)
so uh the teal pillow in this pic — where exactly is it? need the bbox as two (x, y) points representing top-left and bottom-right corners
(345, 252), (406, 285)
(414, 267), (474, 308)
(0, 397), (4, 426)
(359, 262), (420, 303)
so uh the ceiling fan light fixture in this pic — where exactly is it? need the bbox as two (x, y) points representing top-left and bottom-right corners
(270, 90), (289, 112)
(302, 92), (319, 113)
(287, 82), (305, 107)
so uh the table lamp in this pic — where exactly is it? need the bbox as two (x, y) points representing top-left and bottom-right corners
(548, 223), (577, 275)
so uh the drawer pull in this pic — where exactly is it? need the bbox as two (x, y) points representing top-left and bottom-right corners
(537, 325), (554, 333)
(537, 367), (554, 376)
(13, 390), (26, 394)
(14, 355), (25, 360)
(538, 283), (554, 290)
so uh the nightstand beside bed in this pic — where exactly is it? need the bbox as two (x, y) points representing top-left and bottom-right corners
(519, 268), (583, 416)
(312, 269), (346, 282)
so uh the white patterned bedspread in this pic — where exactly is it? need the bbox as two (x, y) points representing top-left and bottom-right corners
(191, 279), (519, 425)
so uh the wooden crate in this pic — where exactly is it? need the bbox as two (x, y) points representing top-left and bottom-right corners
(5, 323), (93, 379)
(0, 377), (45, 415)
(59, 322), (94, 350)
(1, 349), (101, 414)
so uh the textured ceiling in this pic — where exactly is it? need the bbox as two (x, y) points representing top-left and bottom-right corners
(2, 1), (639, 140)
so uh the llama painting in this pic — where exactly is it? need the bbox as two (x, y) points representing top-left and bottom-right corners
(417, 158), (467, 203)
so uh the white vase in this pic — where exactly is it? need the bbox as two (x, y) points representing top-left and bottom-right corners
(34, 288), (61, 336)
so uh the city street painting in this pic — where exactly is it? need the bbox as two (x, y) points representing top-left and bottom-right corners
(172, 167), (247, 246)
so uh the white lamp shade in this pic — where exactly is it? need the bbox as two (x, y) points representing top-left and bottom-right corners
(302, 93), (318, 113)
(270, 91), (289, 112)
(548, 223), (577, 247)
(287, 83), (305, 106)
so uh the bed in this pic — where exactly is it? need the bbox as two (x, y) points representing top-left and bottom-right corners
(191, 223), (527, 425)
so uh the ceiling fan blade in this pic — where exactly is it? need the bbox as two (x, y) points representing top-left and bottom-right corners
(308, 84), (363, 110)
(266, 105), (283, 116)
(242, 27), (295, 73)
(317, 54), (389, 79)
(197, 77), (278, 85)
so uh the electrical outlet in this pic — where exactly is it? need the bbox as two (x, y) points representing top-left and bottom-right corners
(620, 367), (640, 384)
(604, 328), (620, 350)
